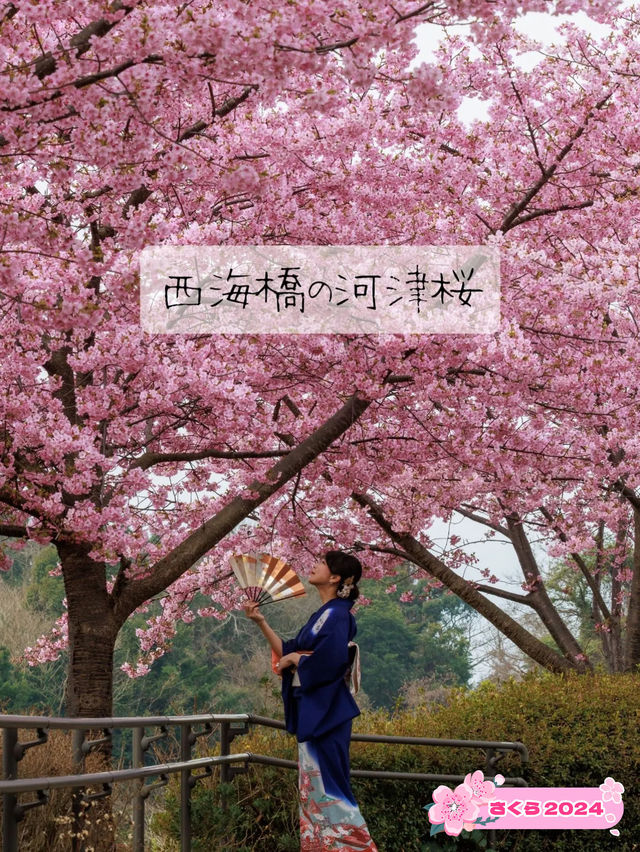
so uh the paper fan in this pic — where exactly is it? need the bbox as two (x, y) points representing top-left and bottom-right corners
(230, 551), (306, 607)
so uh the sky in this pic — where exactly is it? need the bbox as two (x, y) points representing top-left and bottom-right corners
(412, 9), (612, 125)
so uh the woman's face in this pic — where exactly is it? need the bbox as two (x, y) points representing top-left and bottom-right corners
(309, 557), (338, 587)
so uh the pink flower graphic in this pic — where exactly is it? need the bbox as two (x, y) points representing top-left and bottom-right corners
(600, 777), (624, 804)
(429, 784), (479, 836)
(464, 769), (496, 804)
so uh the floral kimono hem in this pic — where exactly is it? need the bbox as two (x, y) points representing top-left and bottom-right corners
(298, 731), (378, 852)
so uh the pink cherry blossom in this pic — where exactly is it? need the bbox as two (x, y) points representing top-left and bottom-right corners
(429, 784), (480, 837)
(464, 770), (496, 804)
(600, 777), (624, 804)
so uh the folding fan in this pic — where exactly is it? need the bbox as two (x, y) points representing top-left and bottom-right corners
(230, 551), (306, 607)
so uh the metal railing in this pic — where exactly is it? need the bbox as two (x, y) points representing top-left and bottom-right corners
(1, 712), (528, 851)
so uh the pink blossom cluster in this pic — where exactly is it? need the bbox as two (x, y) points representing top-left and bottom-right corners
(23, 614), (69, 666)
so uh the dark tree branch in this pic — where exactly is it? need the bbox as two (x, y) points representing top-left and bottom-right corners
(508, 199), (594, 229)
(351, 491), (577, 673)
(129, 447), (290, 471)
(366, 544), (413, 561)
(498, 91), (614, 234)
(73, 54), (163, 90)
(1, 3), (17, 25)
(455, 505), (512, 538)
(110, 391), (375, 624)
(43, 345), (81, 427)
(0, 523), (28, 537)
(613, 480), (640, 514)
(538, 505), (612, 622)
(624, 511), (640, 670)
(472, 583), (533, 605)
(505, 510), (591, 669)
(390, 1), (439, 24)
(34, 0), (139, 80)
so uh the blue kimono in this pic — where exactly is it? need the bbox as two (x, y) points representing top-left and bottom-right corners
(280, 598), (379, 851)
(281, 597), (360, 743)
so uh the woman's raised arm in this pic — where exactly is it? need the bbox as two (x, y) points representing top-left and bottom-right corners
(244, 601), (283, 657)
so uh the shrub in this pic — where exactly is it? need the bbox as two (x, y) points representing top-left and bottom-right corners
(0, 724), (138, 850)
(152, 671), (639, 851)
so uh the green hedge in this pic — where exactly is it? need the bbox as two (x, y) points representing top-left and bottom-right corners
(151, 672), (638, 851)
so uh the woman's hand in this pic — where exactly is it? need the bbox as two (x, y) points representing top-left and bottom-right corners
(244, 601), (265, 624)
(244, 603), (283, 657)
(276, 652), (301, 672)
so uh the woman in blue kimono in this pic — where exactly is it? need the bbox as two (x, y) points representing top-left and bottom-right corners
(246, 549), (378, 852)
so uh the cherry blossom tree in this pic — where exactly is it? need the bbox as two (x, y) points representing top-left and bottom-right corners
(173, 8), (640, 675)
(240, 9), (640, 676)
(0, 0), (635, 754)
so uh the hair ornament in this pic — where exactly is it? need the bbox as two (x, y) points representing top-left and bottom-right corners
(337, 576), (354, 599)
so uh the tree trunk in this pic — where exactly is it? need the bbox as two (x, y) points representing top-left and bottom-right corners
(60, 541), (118, 852)
(624, 511), (640, 671)
(505, 513), (592, 672)
(608, 521), (627, 671)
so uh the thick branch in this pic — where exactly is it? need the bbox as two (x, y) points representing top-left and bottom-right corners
(366, 544), (413, 561)
(505, 511), (591, 670)
(0, 523), (28, 537)
(455, 505), (512, 538)
(129, 447), (289, 470)
(472, 583), (533, 605)
(613, 480), (640, 514)
(1, 4), (18, 25)
(73, 54), (163, 90)
(539, 505), (612, 622)
(508, 199), (594, 229)
(110, 391), (374, 623)
(179, 85), (258, 142)
(0, 485), (28, 515)
(352, 491), (577, 674)
(390, 1), (439, 24)
(43, 345), (81, 426)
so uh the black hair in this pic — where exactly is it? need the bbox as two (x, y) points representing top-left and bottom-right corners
(325, 549), (362, 602)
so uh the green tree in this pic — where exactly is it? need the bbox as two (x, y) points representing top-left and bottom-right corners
(356, 579), (472, 710)
(356, 593), (418, 709)
(0, 645), (67, 714)
(24, 545), (64, 618)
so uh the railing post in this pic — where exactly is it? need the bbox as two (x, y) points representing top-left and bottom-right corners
(219, 720), (230, 786)
(484, 748), (498, 847)
(180, 723), (193, 852)
(70, 727), (85, 852)
(2, 726), (19, 852)
(132, 726), (145, 852)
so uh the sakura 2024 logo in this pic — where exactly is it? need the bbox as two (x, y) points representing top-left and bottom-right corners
(425, 770), (624, 838)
